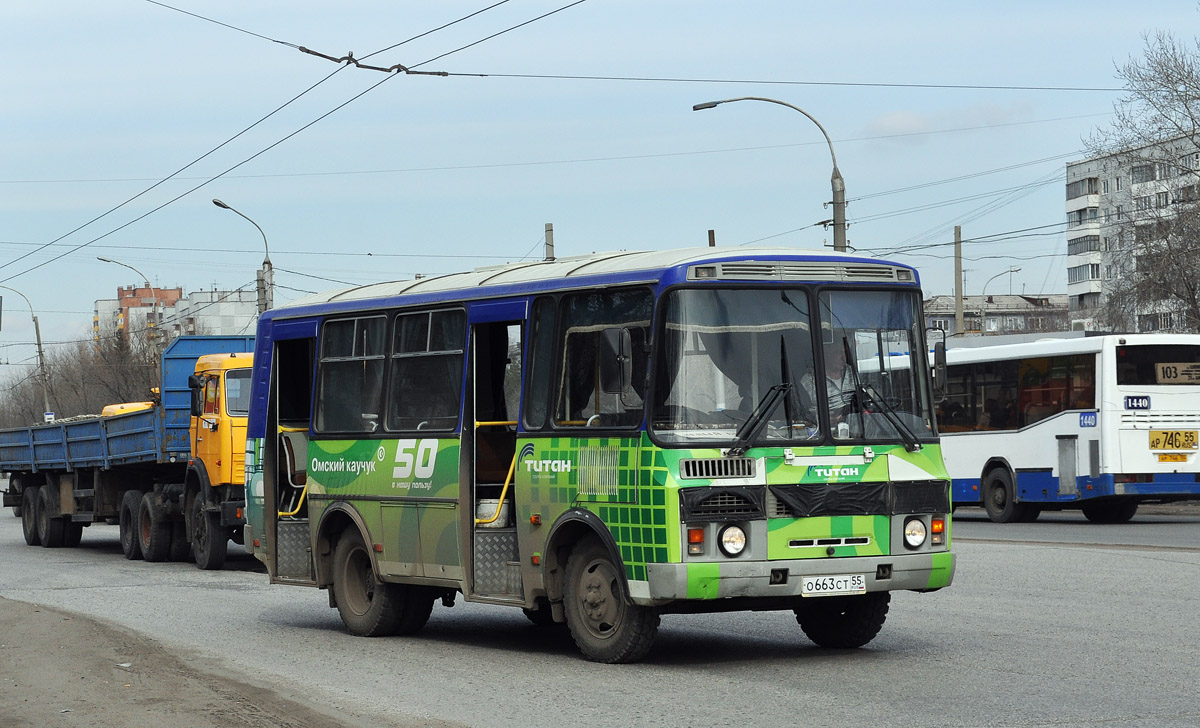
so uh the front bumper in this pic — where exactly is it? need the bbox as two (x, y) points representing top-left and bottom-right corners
(640, 551), (954, 604)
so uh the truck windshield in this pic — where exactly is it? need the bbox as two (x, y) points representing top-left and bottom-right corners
(226, 369), (252, 416)
(650, 287), (935, 447)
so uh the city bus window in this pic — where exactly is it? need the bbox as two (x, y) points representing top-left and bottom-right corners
(315, 316), (386, 433)
(522, 297), (556, 431)
(387, 309), (465, 432)
(553, 289), (651, 428)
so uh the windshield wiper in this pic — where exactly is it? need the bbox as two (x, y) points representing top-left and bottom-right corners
(728, 383), (791, 457)
(839, 337), (921, 452)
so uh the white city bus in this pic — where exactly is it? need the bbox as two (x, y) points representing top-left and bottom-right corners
(936, 334), (1200, 522)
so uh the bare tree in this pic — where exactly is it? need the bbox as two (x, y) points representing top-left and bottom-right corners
(1087, 29), (1200, 332)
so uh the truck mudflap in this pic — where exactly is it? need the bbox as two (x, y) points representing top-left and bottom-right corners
(639, 552), (955, 604)
(220, 500), (246, 528)
(2, 491), (19, 509)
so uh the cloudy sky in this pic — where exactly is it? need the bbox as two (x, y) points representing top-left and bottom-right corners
(3, 1), (1197, 372)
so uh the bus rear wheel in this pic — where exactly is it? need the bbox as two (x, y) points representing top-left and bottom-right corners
(794, 591), (890, 648)
(983, 469), (1029, 524)
(332, 529), (404, 637)
(1081, 498), (1139, 524)
(563, 538), (659, 663)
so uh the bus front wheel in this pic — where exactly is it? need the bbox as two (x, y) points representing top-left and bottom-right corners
(563, 538), (659, 663)
(332, 529), (406, 637)
(795, 591), (890, 648)
(983, 469), (1029, 524)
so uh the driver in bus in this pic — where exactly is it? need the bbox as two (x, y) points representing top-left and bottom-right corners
(801, 331), (856, 429)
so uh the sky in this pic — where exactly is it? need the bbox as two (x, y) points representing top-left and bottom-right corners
(3, 0), (1198, 374)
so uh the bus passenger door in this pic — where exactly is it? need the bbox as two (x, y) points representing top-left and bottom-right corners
(466, 315), (525, 600)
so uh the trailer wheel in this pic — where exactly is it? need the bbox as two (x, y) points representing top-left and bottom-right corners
(563, 537), (659, 663)
(169, 519), (192, 562)
(794, 592), (890, 648)
(138, 493), (171, 562)
(36, 486), (64, 548)
(21, 486), (40, 546)
(118, 490), (144, 560)
(191, 495), (227, 570)
(63, 521), (84, 548)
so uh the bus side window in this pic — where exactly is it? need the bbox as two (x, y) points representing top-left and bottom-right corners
(316, 316), (386, 433)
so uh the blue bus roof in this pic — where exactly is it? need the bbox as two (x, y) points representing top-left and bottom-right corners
(267, 246), (919, 321)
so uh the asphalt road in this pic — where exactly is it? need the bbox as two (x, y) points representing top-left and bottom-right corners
(1, 510), (1198, 727)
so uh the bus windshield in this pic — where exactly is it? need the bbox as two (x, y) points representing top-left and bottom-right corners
(651, 287), (935, 446)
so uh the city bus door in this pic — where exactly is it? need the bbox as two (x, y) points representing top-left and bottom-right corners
(465, 314), (525, 600)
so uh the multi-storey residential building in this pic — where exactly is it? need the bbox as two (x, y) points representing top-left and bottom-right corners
(94, 286), (258, 345)
(1065, 138), (1200, 331)
(924, 294), (1068, 337)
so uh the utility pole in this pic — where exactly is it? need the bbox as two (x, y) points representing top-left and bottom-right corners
(953, 226), (964, 335)
(544, 223), (555, 262)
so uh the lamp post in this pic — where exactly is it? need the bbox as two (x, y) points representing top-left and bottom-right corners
(97, 256), (161, 348)
(980, 267), (1021, 336)
(0, 285), (52, 420)
(692, 96), (847, 251)
(212, 198), (273, 314)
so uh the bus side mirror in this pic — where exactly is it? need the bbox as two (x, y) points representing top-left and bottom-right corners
(933, 341), (947, 400)
(188, 374), (203, 417)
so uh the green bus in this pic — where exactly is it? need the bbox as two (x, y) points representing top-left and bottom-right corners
(243, 247), (955, 662)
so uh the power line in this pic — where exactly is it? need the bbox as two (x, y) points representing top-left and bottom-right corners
(144, 0), (300, 48)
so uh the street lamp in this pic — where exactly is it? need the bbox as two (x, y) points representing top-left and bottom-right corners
(693, 96), (847, 251)
(0, 285), (52, 420)
(97, 256), (160, 347)
(981, 267), (1021, 336)
(212, 198), (273, 314)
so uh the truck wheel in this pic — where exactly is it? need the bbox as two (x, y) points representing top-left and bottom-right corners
(191, 495), (227, 570)
(21, 487), (41, 546)
(36, 486), (65, 548)
(138, 493), (171, 562)
(11, 505), (22, 518)
(332, 529), (403, 636)
(794, 592), (890, 648)
(563, 537), (659, 663)
(118, 490), (144, 560)
(63, 521), (84, 548)
(169, 519), (192, 562)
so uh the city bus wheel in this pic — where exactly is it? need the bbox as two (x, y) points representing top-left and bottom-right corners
(332, 529), (403, 637)
(395, 587), (435, 636)
(191, 496), (227, 570)
(21, 487), (41, 546)
(36, 486), (64, 548)
(563, 538), (659, 663)
(118, 490), (143, 560)
(138, 493), (171, 562)
(794, 591), (890, 649)
(522, 597), (559, 627)
(1081, 498), (1139, 524)
(982, 469), (1028, 524)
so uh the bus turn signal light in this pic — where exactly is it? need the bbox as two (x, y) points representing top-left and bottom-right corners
(687, 527), (705, 555)
(931, 517), (946, 545)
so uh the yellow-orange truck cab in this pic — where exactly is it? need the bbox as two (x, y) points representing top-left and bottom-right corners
(186, 352), (253, 569)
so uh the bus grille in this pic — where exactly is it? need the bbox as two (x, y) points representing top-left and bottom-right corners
(679, 457), (755, 480)
(695, 261), (901, 283)
(679, 486), (766, 520)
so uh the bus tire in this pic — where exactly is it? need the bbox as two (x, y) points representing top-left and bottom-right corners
(119, 490), (144, 560)
(982, 469), (1028, 524)
(563, 537), (659, 663)
(63, 521), (84, 548)
(138, 493), (171, 562)
(332, 529), (403, 637)
(1019, 506), (1042, 523)
(394, 587), (435, 636)
(36, 486), (65, 548)
(191, 495), (227, 570)
(794, 591), (890, 648)
(522, 597), (559, 627)
(1081, 498), (1138, 524)
(21, 486), (41, 546)
(169, 519), (193, 562)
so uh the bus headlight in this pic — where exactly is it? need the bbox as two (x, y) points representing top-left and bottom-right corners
(718, 524), (747, 557)
(903, 518), (928, 549)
